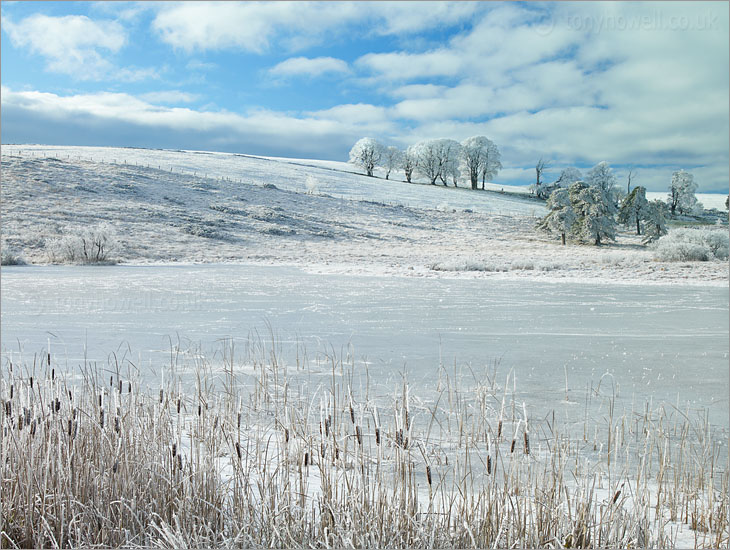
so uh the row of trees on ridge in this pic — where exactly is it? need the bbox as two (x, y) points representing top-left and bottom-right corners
(349, 136), (502, 190)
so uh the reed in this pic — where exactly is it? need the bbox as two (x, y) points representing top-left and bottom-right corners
(0, 341), (727, 549)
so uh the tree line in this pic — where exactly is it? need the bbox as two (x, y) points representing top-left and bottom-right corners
(348, 136), (502, 190)
(538, 162), (704, 246)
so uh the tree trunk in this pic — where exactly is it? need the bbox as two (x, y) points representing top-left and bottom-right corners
(636, 216), (641, 235)
(561, 232), (566, 245)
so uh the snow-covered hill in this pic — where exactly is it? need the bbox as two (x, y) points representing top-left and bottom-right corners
(4, 145), (543, 216)
(1, 145), (727, 285)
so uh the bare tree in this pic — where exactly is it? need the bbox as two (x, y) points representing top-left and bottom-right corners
(348, 137), (384, 177)
(382, 146), (403, 180)
(535, 158), (549, 195)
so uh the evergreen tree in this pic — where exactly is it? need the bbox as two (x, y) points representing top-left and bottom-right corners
(618, 186), (650, 235)
(568, 181), (616, 245)
(642, 200), (668, 243)
(537, 188), (576, 245)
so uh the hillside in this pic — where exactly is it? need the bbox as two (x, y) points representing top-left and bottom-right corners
(1, 145), (727, 285)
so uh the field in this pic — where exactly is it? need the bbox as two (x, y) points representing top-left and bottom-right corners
(1, 145), (728, 548)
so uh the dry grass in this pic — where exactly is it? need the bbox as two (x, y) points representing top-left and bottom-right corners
(1, 341), (727, 548)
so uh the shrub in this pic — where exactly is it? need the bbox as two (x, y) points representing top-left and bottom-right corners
(46, 224), (119, 264)
(1, 245), (26, 265)
(653, 228), (729, 262)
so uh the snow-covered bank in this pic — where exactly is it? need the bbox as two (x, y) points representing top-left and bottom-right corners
(1, 146), (727, 286)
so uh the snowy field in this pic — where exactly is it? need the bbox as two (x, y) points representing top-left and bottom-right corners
(2, 145), (728, 548)
(1, 145), (728, 285)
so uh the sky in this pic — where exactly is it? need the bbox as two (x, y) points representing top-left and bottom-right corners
(1, 1), (728, 192)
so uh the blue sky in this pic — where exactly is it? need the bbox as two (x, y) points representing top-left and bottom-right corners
(1, 1), (728, 192)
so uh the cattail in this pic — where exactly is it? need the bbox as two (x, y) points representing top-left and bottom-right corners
(128, 382), (132, 393)
(47, 352), (51, 366)
(235, 442), (241, 459)
(98, 393), (102, 407)
(349, 404), (355, 424)
(523, 431), (530, 455)
(9, 385), (13, 399)
(510, 439), (516, 453)
(355, 425), (362, 446)
(177, 398), (181, 414)
(30, 376), (33, 389)
(284, 427), (289, 443)
(18, 414), (23, 431)
(52, 369), (55, 381)
(68, 418), (73, 437)
(172, 443), (177, 457)
(198, 404), (202, 417)
(5, 401), (11, 417)
(110, 375), (113, 387)
(304, 452), (310, 467)
(24, 408), (31, 425)
(612, 489), (621, 505)
(55, 398), (61, 412)
(426, 465), (432, 486)
(325, 416), (331, 437)
(487, 455), (492, 475)
(321, 442), (326, 458)
(177, 454), (183, 470)
(112, 460), (118, 474)
(237, 412), (241, 429)
(30, 419), (36, 437)
(375, 426), (381, 446)
(118, 379), (122, 393)
(114, 415), (120, 433)
(159, 389), (164, 403)
(100, 409), (105, 428)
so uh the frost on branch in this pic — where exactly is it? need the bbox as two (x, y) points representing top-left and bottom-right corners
(47, 224), (119, 264)
(537, 188), (577, 245)
(348, 138), (384, 177)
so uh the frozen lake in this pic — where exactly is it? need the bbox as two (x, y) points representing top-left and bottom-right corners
(1, 264), (728, 428)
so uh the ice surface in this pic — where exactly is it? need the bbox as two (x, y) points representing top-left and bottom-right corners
(2, 264), (727, 428)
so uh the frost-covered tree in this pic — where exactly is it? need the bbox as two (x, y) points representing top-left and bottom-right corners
(569, 181), (617, 245)
(413, 139), (461, 185)
(436, 139), (463, 187)
(642, 200), (668, 243)
(382, 146), (403, 180)
(555, 167), (582, 188)
(403, 146), (417, 183)
(537, 188), (576, 245)
(461, 136), (501, 190)
(349, 137), (384, 177)
(667, 170), (699, 215)
(412, 140), (441, 184)
(585, 161), (619, 212)
(479, 140), (502, 189)
(618, 186), (650, 235)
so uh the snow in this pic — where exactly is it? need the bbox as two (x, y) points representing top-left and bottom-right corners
(2, 264), (728, 430)
(2, 145), (727, 286)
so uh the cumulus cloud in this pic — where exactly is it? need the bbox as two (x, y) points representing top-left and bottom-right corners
(0, 87), (379, 160)
(3, 14), (125, 79)
(151, 1), (483, 53)
(269, 57), (350, 79)
(2, 13), (158, 81)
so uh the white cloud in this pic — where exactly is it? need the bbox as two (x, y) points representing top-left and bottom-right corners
(139, 91), (200, 104)
(269, 57), (349, 79)
(150, 1), (482, 53)
(2, 13), (160, 82)
(3, 14), (126, 79)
